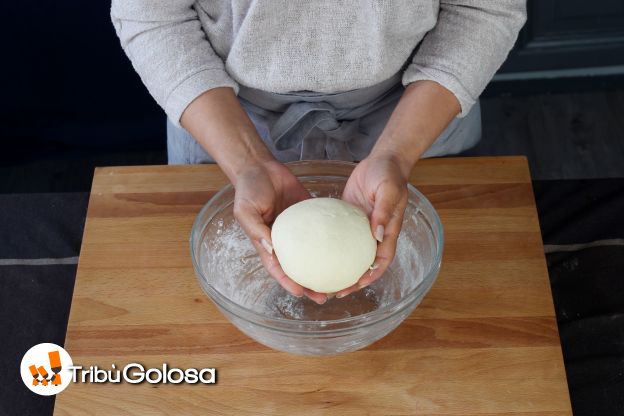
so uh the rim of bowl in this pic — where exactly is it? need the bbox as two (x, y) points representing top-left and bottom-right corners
(190, 161), (444, 331)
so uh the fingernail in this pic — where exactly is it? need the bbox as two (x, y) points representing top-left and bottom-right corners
(318, 297), (328, 305)
(358, 283), (369, 289)
(260, 238), (273, 254)
(336, 293), (346, 299)
(375, 225), (384, 242)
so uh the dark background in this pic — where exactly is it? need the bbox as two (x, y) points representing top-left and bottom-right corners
(502, 0), (624, 73)
(0, 2), (165, 193)
(1, 1), (624, 415)
(2, 0), (624, 192)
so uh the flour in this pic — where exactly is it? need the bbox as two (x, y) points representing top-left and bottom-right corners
(197, 198), (431, 321)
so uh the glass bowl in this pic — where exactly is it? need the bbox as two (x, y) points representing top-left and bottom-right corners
(190, 160), (443, 355)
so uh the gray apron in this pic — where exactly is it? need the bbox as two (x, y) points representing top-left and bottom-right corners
(167, 74), (481, 164)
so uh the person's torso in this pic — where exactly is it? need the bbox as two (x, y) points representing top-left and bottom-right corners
(194, 0), (439, 93)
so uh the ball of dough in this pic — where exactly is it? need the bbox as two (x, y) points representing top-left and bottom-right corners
(271, 197), (377, 293)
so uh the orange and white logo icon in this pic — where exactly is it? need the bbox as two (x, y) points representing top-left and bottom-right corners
(20, 343), (73, 395)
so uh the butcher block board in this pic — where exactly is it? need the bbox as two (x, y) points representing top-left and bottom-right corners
(55, 156), (572, 415)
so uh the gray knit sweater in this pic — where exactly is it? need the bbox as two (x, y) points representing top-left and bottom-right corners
(111, 1), (526, 125)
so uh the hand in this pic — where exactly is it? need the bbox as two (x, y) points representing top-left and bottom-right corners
(334, 80), (460, 298)
(233, 160), (328, 304)
(180, 89), (328, 304)
(336, 154), (409, 298)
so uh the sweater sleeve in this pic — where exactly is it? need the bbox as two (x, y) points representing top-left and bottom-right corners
(111, 0), (239, 126)
(403, 0), (526, 117)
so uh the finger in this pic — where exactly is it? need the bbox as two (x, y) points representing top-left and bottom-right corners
(362, 184), (407, 286)
(235, 201), (327, 303)
(376, 197), (406, 264)
(253, 240), (326, 304)
(234, 200), (274, 254)
(303, 288), (328, 304)
(335, 254), (387, 299)
(254, 240), (305, 296)
(366, 191), (407, 283)
(369, 183), (404, 243)
(334, 259), (383, 298)
(358, 255), (390, 288)
(335, 281), (360, 299)
(336, 193), (407, 298)
(235, 202), (305, 297)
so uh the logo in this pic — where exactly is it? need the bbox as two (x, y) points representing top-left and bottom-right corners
(20, 343), (217, 395)
(20, 343), (73, 396)
(69, 364), (216, 384)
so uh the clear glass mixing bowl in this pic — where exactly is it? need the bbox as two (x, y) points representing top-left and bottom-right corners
(190, 160), (443, 355)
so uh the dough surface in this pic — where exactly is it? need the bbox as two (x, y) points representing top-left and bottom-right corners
(271, 197), (377, 293)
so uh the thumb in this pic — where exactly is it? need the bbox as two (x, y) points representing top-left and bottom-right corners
(234, 200), (307, 298)
(234, 201), (275, 256)
(369, 183), (402, 243)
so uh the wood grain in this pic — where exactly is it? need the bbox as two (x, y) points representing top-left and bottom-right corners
(55, 156), (572, 415)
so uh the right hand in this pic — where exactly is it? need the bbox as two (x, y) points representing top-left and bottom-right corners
(179, 88), (327, 304)
(233, 160), (328, 304)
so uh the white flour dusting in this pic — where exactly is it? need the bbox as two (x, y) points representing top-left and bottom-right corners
(197, 199), (430, 320)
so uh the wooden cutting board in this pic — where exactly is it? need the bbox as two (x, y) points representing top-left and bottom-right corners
(55, 156), (572, 415)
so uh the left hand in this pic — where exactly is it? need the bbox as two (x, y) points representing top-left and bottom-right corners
(336, 153), (410, 298)
(334, 81), (460, 298)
